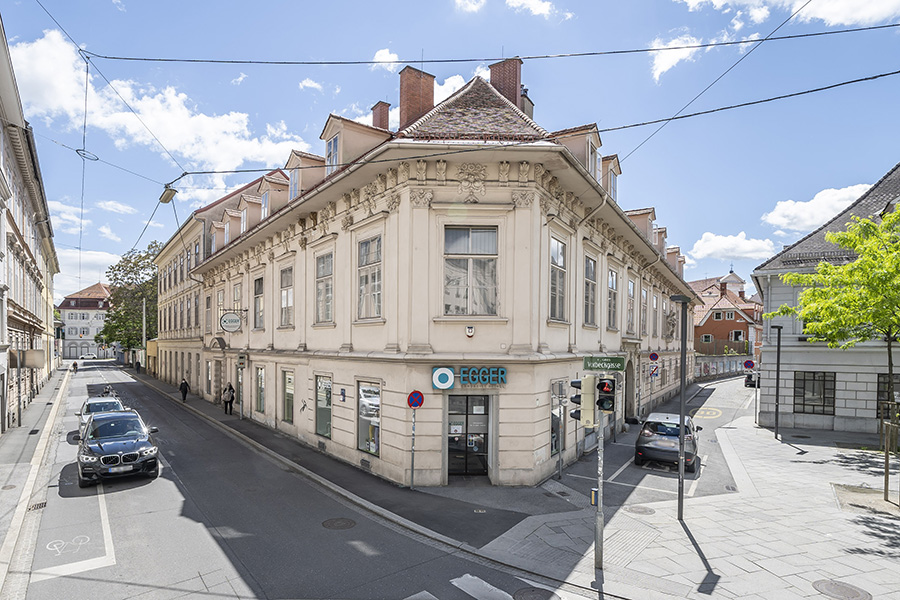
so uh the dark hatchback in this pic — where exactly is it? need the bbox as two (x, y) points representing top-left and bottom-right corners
(635, 412), (702, 472)
(74, 410), (159, 487)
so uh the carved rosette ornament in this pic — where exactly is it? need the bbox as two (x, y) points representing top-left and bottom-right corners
(341, 215), (354, 231)
(456, 163), (487, 202)
(518, 161), (529, 184)
(399, 162), (410, 183)
(512, 190), (534, 207)
(436, 160), (447, 184)
(499, 161), (510, 186)
(416, 160), (427, 184)
(386, 194), (401, 212)
(410, 188), (433, 208)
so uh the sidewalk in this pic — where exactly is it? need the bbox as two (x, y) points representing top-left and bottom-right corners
(130, 369), (900, 599)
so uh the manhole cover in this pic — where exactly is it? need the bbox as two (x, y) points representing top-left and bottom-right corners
(812, 579), (872, 600)
(1, 485), (15, 491)
(513, 587), (558, 600)
(725, 484), (737, 492)
(792, 434), (811, 439)
(625, 505), (655, 515)
(322, 518), (356, 530)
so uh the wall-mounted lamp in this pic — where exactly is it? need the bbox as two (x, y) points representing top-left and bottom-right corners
(159, 185), (177, 204)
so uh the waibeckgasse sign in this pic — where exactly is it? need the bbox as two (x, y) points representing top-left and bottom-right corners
(583, 356), (625, 372)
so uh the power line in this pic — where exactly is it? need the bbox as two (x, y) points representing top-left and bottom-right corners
(79, 23), (900, 66)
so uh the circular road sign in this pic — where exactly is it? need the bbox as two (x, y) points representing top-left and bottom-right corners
(220, 312), (242, 333)
(408, 390), (424, 409)
(743, 359), (755, 369)
(649, 352), (659, 362)
(432, 367), (455, 390)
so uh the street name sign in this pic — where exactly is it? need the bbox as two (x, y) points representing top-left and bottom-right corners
(584, 356), (625, 372)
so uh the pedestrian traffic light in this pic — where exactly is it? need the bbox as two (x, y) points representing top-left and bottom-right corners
(597, 377), (616, 412)
(569, 374), (597, 427)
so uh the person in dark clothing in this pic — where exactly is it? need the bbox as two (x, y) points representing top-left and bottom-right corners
(179, 378), (190, 402)
(222, 383), (235, 415)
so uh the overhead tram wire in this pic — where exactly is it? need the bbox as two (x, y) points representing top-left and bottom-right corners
(79, 22), (900, 66)
(621, 0), (814, 163)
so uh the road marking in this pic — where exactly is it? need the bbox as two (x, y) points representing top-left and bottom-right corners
(403, 592), (439, 600)
(690, 407), (722, 419)
(608, 460), (631, 482)
(605, 479), (678, 494)
(686, 455), (708, 497)
(451, 573), (514, 600)
(566, 473), (596, 481)
(30, 483), (117, 582)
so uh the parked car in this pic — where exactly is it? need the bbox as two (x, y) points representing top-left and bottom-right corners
(744, 372), (760, 387)
(635, 412), (702, 472)
(74, 410), (159, 487)
(76, 397), (126, 432)
(79, 353), (98, 359)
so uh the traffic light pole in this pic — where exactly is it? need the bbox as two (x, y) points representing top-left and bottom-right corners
(595, 420), (604, 570)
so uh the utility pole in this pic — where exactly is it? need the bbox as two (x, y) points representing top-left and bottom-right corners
(671, 294), (690, 522)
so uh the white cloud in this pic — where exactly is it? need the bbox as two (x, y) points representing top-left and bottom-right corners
(435, 74), (466, 104)
(674, 0), (900, 26)
(730, 13), (745, 30)
(112, 0), (126, 12)
(10, 30), (310, 207)
(231, 72), (247, 85)
(474, 64), (491, 80)
(49, 199), (90, 235)
(456, 0), (486, 12)
(649, 33), (703, 82)
(761, 183), (870, 233)
(96, 200), (137, 214)
(689, 232), (776, 260)
(298, 78), (324, 92)
(54, 249), (120, 304)
(562, 11), (575, 20)
(144, 220), (165, 228)
(99, 225), (121, 242)
(506, 0), (555, 17)
(370, 48), (400, 73)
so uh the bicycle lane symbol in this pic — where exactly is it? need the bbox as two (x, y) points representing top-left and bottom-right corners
(46, 535), (90, 556)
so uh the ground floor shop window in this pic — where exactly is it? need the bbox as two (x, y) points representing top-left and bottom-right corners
(255, 367), (265, 413)
(316, 375), (332, 437)
(448, 395), (488, 476)
(282, 371), (294, 423)
(877, 373), (900, 418)
(550, 380), (565, 456)
(206, 361), (212, 394)
(793, 371), (835, 415)
(235, 366), (242, 405)
(357, 382), (380, 455)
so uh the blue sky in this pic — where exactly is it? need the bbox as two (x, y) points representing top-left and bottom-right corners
(3, 0), (900, 302)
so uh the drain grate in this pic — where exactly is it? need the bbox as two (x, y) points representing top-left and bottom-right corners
(812, 579), (872, 600)
(625, 505), (655, 515)
(725, 484), (738, 492)
(322, 518), (356, 530)
(513, 588), (559, 600)
(27, 502), (46, 512)
(28, 429), (39, 435)
(792, 434), (811, 439)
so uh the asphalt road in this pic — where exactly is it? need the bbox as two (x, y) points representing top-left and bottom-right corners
(13, 362), (593, 600)
(563, 376), (756, 508)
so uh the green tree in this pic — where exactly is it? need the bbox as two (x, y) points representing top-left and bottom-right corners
(99, 241), (161, 350)
(765, 210), (900, 408)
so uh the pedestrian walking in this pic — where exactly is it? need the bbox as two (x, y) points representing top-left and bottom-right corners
(179, 378), (190, 403)
(222, 382), (235, 415)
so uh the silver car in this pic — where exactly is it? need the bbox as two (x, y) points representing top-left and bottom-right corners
(77, 397), (126, 432)
(634, 412), (702, 472)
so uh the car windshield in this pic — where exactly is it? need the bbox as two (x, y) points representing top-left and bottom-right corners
(88, 418), (144, 440)
(85, 401), (123, 413)
(643, 422), (683, 437)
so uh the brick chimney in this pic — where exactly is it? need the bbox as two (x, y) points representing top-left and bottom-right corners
(720, 282), (727, 297)
(399, 66), (435, 131)
(739, 290), (745, 301)
(489, 57), (523, 109)
(371, 101), (390, 130)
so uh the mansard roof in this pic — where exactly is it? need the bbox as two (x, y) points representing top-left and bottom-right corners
(397, 76), (550, 141)
(755, 160), (900, 272)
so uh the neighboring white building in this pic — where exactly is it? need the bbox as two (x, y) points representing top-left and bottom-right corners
(58, 283), (113, 359)
(0, 15), (59, 433)
(752, 160), (900, 433)
(156, 59), (699, 486)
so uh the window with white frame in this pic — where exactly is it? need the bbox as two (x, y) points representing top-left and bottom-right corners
(233, 283), (242, 312)
(211, 232), (217, 254)
(206, 360), (212, 393)
(358, 381), (381, 455)
(549, 237), (566, 321)
(731, 330), (744, 342)
(443, 226), (498, 316)
(608, 171), (617, 201)
(282, 370), (294, 423)
(358, 236), (382, 319)
(194, 292), (200, 325)
(186, 296), (191, 328)
(607, 269), (618, 329)
(261, 191), (269, 220)
(641, 287), (648, 335)
(701, 334), (712, 343)
(584, 256), (597, 326)
(652, 294), (659, 337)
(256, 366), (265, 412)
(588, 141), (597, 179)
(254, 277), (264, 329)
(205, 296), (211, 333)
(326, 134), (339, 175)
(713, 311), (723, 320)
(316, 253), (334, 323)
(280, 267), (294, 326)
(626, 278), (636, 335)
(224, 222), (230, 244)
(240, 209), (247, 233)
(194, 241), (200, 266)
(216, 289), (225, 331)
(289, 167), (300, 199)
(726, 310), (735, 320)
(316, 375), (332, 437)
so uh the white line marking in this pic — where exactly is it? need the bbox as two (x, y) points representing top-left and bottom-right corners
(608, 460), (631, 482)
(403, 592), (439, 600)
(451, 573), (514, 600)
(605, 479), (678, 494)
(566, 473), (596, 481)
(687, 455), (708, 497)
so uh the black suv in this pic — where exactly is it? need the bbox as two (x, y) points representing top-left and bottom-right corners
(744, 372), (760, 387)
(74, 410), (159, 487)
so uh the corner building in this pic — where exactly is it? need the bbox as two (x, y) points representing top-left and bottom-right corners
(161, 60), (697, 486)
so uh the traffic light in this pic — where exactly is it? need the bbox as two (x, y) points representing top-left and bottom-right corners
(569, 374), (597, 427)
(597, 377), (616, 412)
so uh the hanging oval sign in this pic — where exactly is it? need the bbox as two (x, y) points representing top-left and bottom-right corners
(220, 312), (242, 333)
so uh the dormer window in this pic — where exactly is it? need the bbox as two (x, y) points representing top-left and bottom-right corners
(224, 222), (230, 244)
(261, 192), (269, 220)
(588, 141), (597, 179)
(289, 167), (300, 199)
(608, 171), (617, 201)
(241, 209), (247, 233)
(326, 134), (339, 175)
(211, 232), (217, 254)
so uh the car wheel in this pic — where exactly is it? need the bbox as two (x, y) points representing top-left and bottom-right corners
(634, 454), (645, 466)
(686, 456), (699, 473)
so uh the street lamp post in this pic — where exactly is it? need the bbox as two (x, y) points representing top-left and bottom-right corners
(670, 294), (690, 522)
(772, 324), (783, 440)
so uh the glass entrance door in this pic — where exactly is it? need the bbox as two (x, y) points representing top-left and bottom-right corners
(448, 395), (489, 476)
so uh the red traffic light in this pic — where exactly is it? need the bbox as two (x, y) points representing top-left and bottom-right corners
(598, 378), (615, 394)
